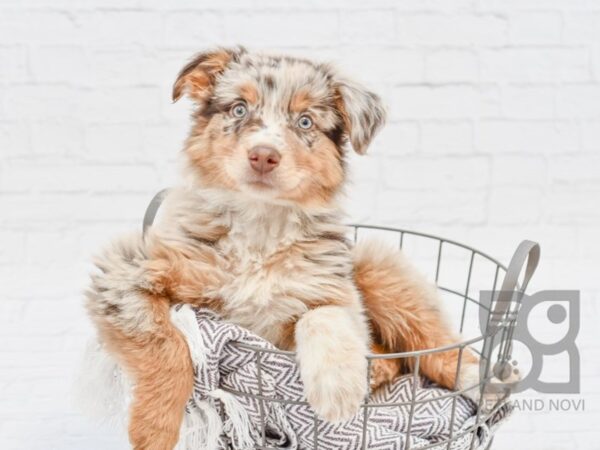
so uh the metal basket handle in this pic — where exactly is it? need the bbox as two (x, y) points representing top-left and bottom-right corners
(492, 239), (541, 324)
(476, 240), (541, 405)
(142, 188), (170, 235)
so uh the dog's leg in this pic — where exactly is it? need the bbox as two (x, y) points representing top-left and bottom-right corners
(369, 343), (402, 391)
(353, 240), (479, 395)
(295, 304), (369, 423)
(87, 234), (226, 449)
(96, 294), (193, 450)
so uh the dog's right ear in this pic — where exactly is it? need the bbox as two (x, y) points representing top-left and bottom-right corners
(172, 47), (245, 104)
(334, 78), (386, 155)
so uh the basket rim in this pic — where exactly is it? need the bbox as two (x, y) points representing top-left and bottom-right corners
(348, 223), (508, 273)
(230, 328), (509, 359)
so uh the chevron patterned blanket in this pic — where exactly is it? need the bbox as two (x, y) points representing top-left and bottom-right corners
(170, 306), (513, 450)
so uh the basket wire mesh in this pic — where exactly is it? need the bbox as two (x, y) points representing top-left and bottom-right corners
(217, 225), (537, 450)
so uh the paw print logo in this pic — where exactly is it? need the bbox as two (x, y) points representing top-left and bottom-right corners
(479, 290), (580, 394)
(493, 359), (519, 381)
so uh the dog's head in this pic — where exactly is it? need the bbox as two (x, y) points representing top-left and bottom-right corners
(174, 47), (386, 207)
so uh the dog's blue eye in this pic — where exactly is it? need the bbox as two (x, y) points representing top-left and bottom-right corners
(231, 103), (247, 118)
(297, 115), (313, 130)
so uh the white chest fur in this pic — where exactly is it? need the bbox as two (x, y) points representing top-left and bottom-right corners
(215, 200), (312, 344)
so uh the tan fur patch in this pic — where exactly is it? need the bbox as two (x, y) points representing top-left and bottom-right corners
(172, 49), (235, 103)
(278, 131), (344, 207)
(289, 89), (314, 113)
(239, 82), (259, 104)
(333, 89), (352, 138)
(370, 343), (403, 391)
(185, 116), (240, 192)
(278, 319), (297, 351)
(145, 236), (229, 308)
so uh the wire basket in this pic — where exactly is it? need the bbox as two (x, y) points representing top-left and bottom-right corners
(142, 192), (540, 450)
(220, 225), (540, 450)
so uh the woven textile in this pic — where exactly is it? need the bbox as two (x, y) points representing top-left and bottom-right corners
(176, 307), (512, 450)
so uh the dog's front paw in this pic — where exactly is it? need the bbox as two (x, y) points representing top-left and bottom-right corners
(302, 361), (367, 423)
(370, 358), (402, 391)
(294, 304), (370, 423)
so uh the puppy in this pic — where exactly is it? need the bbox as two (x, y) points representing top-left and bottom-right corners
(86, 47), (481, 450)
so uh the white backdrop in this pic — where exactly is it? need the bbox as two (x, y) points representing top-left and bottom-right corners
(1, 0), (599, 449)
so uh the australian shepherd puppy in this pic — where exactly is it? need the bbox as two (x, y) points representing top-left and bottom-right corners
(86, 47), (483, 450)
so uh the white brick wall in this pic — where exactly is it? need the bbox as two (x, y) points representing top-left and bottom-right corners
(1, 0), (599, 448)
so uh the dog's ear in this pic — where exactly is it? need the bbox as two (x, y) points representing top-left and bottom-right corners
(334, 79), (386, 155)
(172, 47), (245, 104)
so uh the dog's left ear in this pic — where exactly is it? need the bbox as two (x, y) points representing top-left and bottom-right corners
(172, 46), (245, 105)
(334, 79), (386, 155)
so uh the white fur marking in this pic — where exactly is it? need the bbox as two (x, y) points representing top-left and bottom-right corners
(295, 305), (369, 423)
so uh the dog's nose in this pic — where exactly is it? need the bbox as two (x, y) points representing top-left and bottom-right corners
(248, 146), (281, 174)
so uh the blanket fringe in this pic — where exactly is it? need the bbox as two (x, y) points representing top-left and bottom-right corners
(177, 401), (223, 450)
(171, 305), (207, 368)
(210, 388), (255, 449)
(172, 305), (229, 449)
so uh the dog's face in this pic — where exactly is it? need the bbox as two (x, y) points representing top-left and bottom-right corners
(173, 47), (385, 207)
